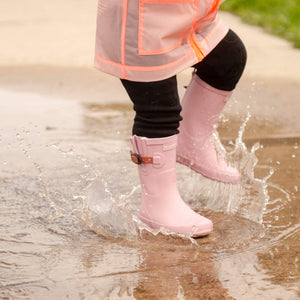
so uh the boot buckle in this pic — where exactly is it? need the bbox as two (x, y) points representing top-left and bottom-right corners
(130, 151), (153, 164)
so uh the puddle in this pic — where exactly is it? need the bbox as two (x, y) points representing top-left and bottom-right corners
(0, 89), (299, 299)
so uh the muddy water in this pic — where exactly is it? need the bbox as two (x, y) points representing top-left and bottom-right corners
(0, 87), (299, 299)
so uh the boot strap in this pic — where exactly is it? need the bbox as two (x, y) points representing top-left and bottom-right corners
(130, 151), (153, 164)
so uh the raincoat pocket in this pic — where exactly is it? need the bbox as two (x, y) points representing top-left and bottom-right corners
(138, 0), (195, 56)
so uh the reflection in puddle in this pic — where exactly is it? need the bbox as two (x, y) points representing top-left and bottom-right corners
(0, 91), (299, 299)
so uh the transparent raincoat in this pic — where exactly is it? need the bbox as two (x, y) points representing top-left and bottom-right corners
(95, 0), (228, 81)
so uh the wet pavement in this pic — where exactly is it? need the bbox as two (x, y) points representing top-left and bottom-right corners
(0, 70), (299, 299)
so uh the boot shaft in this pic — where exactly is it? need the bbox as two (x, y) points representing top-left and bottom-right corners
(180, 74), (232, 141)
(130, 134), (213, 236)
(177, 74), (240, 183)
(130, 134), (177, 171)
(130, 135), (178, 194)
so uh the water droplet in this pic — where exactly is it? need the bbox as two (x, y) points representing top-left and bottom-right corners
(259, 232), (265, 238)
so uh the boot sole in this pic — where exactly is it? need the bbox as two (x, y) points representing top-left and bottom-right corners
(139, 214), (213, 238)
(176, 154), (241, 184)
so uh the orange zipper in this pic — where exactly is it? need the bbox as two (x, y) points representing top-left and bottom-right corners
(190, 30), (205, 61)
(190, 0), (220, 61)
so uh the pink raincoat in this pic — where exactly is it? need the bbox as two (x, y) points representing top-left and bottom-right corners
(94, 0), (228, 82)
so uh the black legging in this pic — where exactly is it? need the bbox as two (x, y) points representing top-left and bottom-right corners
(121, 29), (247, 138)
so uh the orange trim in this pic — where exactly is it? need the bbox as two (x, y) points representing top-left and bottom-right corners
(195, 0), (220, 26)
(121, 0), (128, 78)
(96, 0), (222, 74)
(189, 0), (220, 61)
(190, 34), (205, 61)
(189, 0), (204, 60)
(138, 0), (144, 55)
(139, 40), (181, 56)
(209, 0), (220, 17)
(95, 52), (191, 72)
(192, 0), (199, 25)
(139, 36), (186, 56)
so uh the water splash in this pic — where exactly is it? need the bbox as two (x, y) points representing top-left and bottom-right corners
(82, 176), (200, 245)
(5, 113), (285, 242)
(82, 177), (140, 240)
(82, 113), (273, 242)
(178, 113), (272, 224)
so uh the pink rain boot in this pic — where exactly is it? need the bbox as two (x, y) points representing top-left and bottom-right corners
(177, 74), (240, 183)
(130, 134), (213, 237)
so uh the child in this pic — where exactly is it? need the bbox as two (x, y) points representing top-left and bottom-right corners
(94, 0), (247, 237)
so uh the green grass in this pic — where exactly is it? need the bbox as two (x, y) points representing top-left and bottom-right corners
(221, 0), (300, 48)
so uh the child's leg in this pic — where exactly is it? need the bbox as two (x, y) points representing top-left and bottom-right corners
(194, 29), (247, 91)
(177, 30), (247, 183)
(121, 76), (182, 138)
(121, 77), (213, 237)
